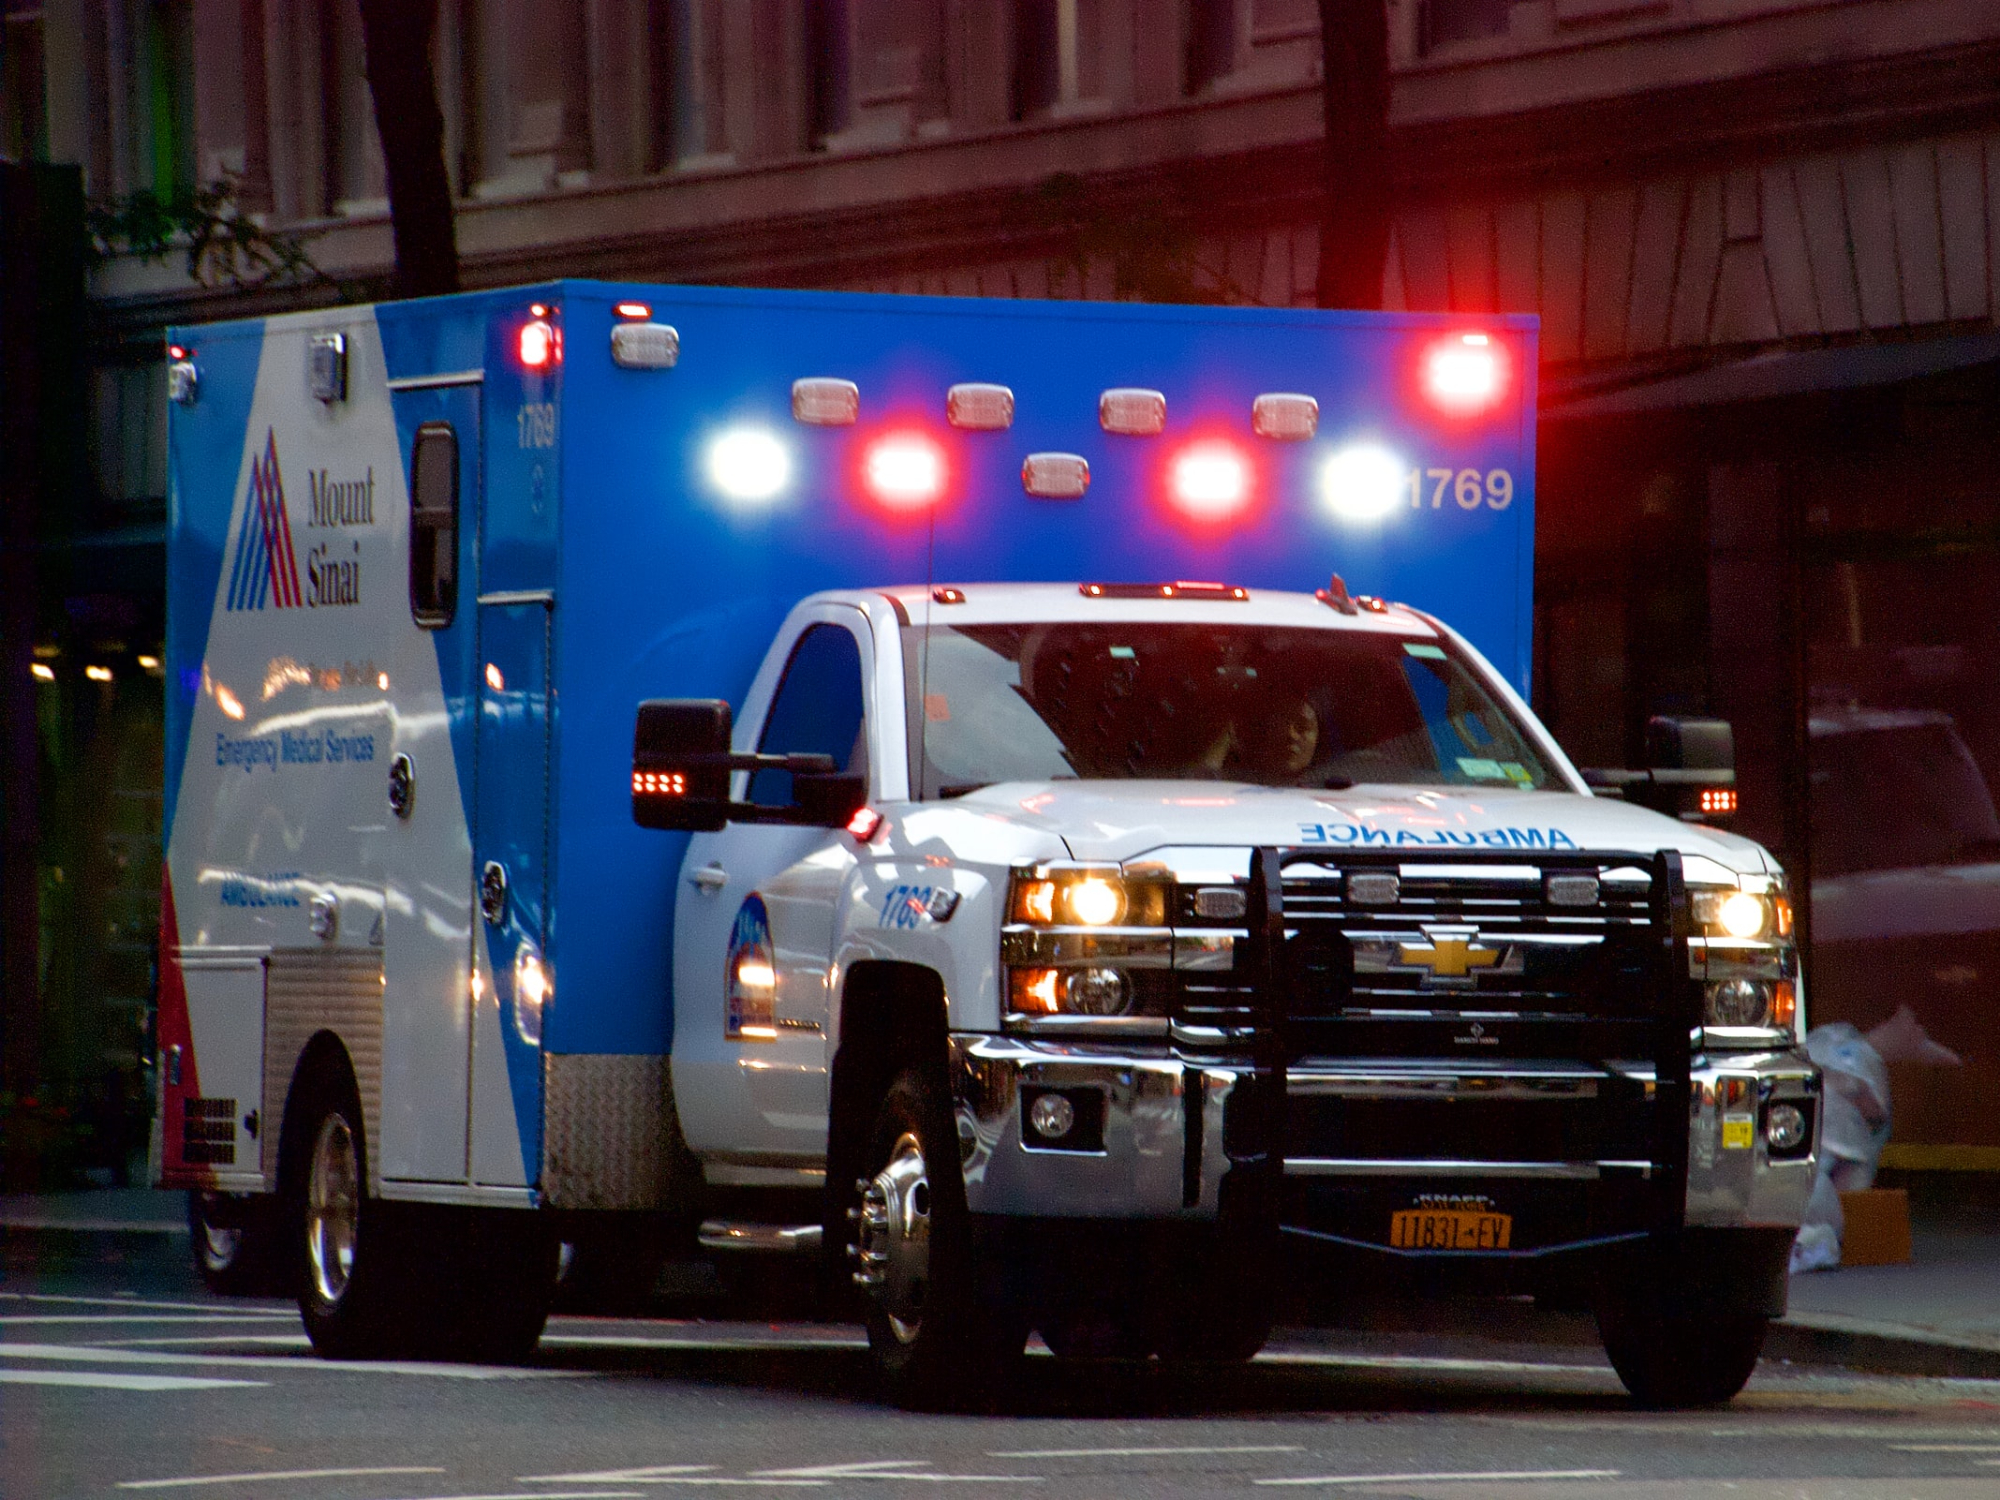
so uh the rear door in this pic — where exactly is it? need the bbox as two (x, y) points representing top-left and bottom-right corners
(470, 591), (552, 1185)
(379, 384), (480, 1182)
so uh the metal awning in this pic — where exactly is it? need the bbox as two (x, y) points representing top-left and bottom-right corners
(1543, 330), (2000, 421)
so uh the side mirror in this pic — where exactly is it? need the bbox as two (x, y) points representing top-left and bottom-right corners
(632, 699), (732, 832)
(630, 698), (853, 831)
(1582, 715), (1738, 822)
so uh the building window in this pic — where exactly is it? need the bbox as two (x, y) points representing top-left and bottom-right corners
(1185, 0), (1238, 94)
(652, 0), (730, 166)
(322, 0), (386, 211)
(1, 4), (46, 163)
(811, 0), (946, 149)
(1013, 0), (1106, 119)
(1419, 0), (1512, 54)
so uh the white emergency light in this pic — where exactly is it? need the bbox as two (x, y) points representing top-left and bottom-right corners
(707, 428), (791, 502)
(1321, 443), (1405, 522)
(1022, 452), (1090, 500)
(1099, 388), (1166, 436)
(611, 321), (679, 370)
(792, 378), (860, 426)
(946, 383), (1014, 430)
(1252, 392), (1318, 441)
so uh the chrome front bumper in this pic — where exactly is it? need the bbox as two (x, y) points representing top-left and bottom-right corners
(949, 1033), (1819, 1230)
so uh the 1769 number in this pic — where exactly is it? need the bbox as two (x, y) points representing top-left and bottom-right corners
(1408, 467), (1514, 511)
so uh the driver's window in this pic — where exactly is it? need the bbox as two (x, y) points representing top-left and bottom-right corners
(749, 624), (868, 807)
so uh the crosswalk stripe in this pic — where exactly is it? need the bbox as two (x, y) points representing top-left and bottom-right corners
(0, 1342), (581, 1380)
(121, 1469), (446, 1489)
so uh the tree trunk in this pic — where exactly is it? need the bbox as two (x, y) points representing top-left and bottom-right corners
(1314, 0), (1392, 310)
(357, 0), (458, 299)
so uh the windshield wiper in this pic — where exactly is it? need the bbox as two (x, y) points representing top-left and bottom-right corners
(938, 782), (990, 799)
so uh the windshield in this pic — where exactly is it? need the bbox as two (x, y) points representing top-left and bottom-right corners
(903, 621), (1558, 797)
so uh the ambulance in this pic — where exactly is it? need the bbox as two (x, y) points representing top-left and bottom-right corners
(161, 282), (1816, 1403)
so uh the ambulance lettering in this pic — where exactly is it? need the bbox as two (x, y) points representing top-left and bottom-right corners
(1299, 822), (1577, 850)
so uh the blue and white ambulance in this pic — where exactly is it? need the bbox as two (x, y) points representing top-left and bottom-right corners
(161, 282), (1816, 1400)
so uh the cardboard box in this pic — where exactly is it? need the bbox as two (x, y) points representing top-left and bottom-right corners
(1840, 1187), (1913, 1266)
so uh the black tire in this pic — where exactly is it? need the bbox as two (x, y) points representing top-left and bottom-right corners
(285, 1061), (402, 1359)
(188, 1192), (277, 1297)
(439, 1209), (560, 1364)
(850, 1069), (1027, 1407)
(1598, 1285), (1767, 1408)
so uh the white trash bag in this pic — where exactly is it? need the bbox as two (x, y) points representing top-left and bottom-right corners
(1806, 1022), (1892, 1193)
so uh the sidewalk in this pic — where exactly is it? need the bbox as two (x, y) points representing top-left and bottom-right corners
(0, 1186), (187, 1234)
(1771, 1215), (2000, 1377)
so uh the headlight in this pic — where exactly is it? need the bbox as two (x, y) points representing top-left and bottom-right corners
(1693, 888), (1772, 939)
(1007, 867), (1168, 928)
(1011, 965), (1132, 1017)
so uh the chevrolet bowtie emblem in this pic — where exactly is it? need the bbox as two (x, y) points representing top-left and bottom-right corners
(1397, 935), (1502, 978)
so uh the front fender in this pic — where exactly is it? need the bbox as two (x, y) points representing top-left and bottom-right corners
(833, 863), (1002, 1037)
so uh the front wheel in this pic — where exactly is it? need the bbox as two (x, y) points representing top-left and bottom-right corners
(850, 1069), (1026, 1407)
(1598, 1286), (1767, 1408)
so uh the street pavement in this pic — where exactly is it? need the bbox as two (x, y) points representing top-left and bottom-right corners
(7, 1197), (2000, 1498)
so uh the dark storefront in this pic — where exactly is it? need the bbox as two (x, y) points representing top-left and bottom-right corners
(1540, 338), (2000, 1168)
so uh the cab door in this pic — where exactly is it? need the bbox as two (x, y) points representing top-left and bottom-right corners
(672, 608), (872, 1169)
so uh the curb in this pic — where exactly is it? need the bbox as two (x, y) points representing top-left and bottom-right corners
(1767, 1316), (2000, 1381)
(0, 1217), (188, 1236)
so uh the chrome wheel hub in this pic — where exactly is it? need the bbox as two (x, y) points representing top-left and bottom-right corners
(850, 1131), (932, 1345)
(306, 1114), (359, 1305)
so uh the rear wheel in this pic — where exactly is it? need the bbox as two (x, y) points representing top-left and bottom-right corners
(851, 1069), (1026, 1407)
(289, 1067), (399, 1359)
(189, 1192), (277, 1296)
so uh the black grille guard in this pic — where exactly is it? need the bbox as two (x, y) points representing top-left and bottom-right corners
(1220, 845), (1704, 1237)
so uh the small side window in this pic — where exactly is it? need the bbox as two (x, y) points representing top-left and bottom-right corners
(749, 624), (868, 807)
(409, 422), (458, 629)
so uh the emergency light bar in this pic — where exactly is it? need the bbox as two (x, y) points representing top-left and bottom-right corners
(1080, 582), (1249, 601)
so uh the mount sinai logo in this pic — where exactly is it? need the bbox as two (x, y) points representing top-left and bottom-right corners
(225, 429), (373, 612)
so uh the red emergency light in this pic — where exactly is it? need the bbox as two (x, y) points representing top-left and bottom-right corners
(519, 319), (558, 370)
(861, 430), (947, 512)
(1423, 333), (1505, 416)
(1165, 439), (1253, 524)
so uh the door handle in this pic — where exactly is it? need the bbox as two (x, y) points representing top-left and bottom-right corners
(690, 863), (728, 896)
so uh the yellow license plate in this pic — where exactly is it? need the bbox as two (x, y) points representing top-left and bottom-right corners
(1390, 1209), (1512, 1250)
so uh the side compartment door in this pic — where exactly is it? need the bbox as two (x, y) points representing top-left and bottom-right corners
(378, 385), (480, 1182)
(672, 610), (870, 1168)
(470, 595), (552, 1185)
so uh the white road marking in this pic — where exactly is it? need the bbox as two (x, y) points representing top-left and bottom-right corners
(1255, 1351), (1609, 1376)
(0, 1292), (259, 1313)
(539, 1334), (868, 1352)
(356, 1493), (642, 1500)
(0, 1368), (263, 1392)
(1258, 1470), (1621, 1488)
(96, 1335), (314, 1349)
(521, 1470), (716, 1483)
(1891, 1445), (2000, 1452)
(0, 1314), (294, 1325)
(121, 1469), (447, 1490)
(752, 1463), (1038, 1484)
(989, 1445), (1303, 1459)
(0, 1342), (581, 1380)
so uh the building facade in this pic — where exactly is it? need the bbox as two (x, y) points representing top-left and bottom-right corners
(8, 0), (2000, 1167)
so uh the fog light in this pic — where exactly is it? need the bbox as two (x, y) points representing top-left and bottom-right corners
(1706, 978), (1770, 1028)
(1765, 1101), (1808, 1152)
(1028, 1093), (1076, 1140)
(1064, 966), (1130, 1016)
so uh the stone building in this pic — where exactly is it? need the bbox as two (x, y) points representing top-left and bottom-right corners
(8, 0), (2000, 1164)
